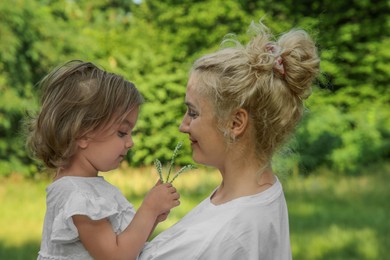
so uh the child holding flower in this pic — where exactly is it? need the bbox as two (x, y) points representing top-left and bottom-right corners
(27, 60), (180, 260)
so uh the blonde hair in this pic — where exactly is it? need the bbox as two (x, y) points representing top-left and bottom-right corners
(26, 60), (144, 170)
(192, 21), (320, 163)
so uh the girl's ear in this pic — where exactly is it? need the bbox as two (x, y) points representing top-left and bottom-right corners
(230, 108), (249, 138)
(77, 136), (90, 149)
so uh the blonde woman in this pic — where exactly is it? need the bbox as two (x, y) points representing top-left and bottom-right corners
(139, 20), (320, 260)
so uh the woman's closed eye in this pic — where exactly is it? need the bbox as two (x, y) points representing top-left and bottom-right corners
(187, 108), (198, 118)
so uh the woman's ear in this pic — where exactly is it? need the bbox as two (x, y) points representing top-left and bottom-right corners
(230, 108), (249, 138)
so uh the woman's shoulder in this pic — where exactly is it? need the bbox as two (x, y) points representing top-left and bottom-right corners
(218, 178), (287, 223)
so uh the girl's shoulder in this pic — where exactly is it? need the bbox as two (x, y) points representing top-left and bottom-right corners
(45, 176), (135, 244)
(46, 176), (116, 197)
(48, 175), (104, 188)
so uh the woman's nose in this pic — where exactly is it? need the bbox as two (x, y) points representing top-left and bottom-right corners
(179, 115), (190, 133)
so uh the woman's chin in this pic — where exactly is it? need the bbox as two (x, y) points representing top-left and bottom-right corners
(192, 154), (208, 166)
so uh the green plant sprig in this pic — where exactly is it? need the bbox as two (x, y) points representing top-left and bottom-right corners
(154, 141), (196, 184)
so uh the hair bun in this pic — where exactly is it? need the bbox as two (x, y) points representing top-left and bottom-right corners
(278, 29), (320, 99)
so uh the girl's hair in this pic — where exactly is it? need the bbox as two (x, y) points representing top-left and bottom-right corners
(26, 60), (144, 170)
(192, 21), (320, 163)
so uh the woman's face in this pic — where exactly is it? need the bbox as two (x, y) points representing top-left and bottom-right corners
(179, 73), (227, 168)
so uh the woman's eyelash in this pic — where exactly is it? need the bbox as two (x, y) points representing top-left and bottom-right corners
(188, 109), (198, 117)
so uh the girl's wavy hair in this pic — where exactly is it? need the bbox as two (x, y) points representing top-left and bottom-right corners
(26, 60), (144, 170)
(191, 20), (320, 163)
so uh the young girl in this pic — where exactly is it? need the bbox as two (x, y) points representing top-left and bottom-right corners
(27, 60), (180, 260)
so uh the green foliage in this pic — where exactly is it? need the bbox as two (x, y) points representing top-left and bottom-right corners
(129, 0), (250, 166)
(0, 0), (389, 176)
(294, 86), (390, 174)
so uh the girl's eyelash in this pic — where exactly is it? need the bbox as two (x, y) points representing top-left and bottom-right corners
(118, 131), (128, 137)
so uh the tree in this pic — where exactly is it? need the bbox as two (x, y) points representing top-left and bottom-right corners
(0, 0), (388, 176)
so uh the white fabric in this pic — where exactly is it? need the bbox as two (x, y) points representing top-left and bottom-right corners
(37, 176), (135, 260)
(139, 177), (291, 260)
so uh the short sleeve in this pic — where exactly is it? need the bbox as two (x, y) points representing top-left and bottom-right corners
(51, 190), (134, 243)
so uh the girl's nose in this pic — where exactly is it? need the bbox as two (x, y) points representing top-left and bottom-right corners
(125, 135), (134, 149)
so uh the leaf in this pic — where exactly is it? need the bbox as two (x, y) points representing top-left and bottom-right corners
(154, 141), (196, 183)
(169, 164), (197, 184)
(153, 158), (164, 183)
(166, 141), (183, 183)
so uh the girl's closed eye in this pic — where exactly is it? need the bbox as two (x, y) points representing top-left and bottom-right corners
(117, 131), (128, 138)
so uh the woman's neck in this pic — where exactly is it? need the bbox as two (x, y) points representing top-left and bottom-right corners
(211, 158), (275, 205)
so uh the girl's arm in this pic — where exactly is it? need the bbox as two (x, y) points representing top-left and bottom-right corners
(73, 183), (180, 260)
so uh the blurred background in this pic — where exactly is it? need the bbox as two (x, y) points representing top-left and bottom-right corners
(0, 0), (389, 259)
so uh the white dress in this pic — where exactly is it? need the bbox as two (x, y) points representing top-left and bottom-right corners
(37, 176), (135, 260)
(139, 177), (291, 260)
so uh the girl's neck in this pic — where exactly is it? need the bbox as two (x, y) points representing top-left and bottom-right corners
(54, 163), (98, 181)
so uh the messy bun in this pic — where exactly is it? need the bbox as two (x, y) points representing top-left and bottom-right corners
(245, 22), (320, 100)
(192, 20), (320, 162)
(278, 29), (320, 99)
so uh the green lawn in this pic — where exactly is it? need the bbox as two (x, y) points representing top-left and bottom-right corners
(0, 164), (389, 259)
(285, 165), (389, 260)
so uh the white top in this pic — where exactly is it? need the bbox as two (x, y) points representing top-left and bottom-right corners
(139, 177), (291, 260)
(38, 176), (135, 260)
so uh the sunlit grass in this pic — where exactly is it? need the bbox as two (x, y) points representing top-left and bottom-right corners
(291, 225), (379, 260)
(285, 164), (390, 260)
(0, 174), (48, 247)
(1, 163), (389, 259)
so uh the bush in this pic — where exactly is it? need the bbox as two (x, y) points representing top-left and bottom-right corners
(295, 87), (390, 175)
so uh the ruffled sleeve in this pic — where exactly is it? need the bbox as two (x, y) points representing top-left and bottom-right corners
(51, 190), (134, 243)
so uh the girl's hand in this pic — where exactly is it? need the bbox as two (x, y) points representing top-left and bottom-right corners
(141, 181), (180, 217)
(156, 211), (170, 223)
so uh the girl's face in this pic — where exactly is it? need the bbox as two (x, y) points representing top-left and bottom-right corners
(179, 74), (227, 169)
(79, 107), (139, 174)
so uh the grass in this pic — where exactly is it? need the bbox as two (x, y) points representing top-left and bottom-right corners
(0, 163), (389, 259)
(285, 164), (390, 260)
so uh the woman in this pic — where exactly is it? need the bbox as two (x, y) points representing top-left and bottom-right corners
(139, 20), (320, 260)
